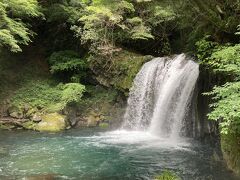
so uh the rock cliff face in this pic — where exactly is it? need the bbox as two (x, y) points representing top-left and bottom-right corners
(89, 50), (153, 95)
(197, 66), (240, 176)
(195, 66), (219, 138)
(221, 133), (240, 175)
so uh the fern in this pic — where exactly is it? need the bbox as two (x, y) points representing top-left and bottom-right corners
(0, 0), (42, 52)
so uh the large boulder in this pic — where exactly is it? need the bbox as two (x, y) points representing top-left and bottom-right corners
(36, 113), (67, 132)
(85, 110), (102, 127)
(31, 113), (42, 122)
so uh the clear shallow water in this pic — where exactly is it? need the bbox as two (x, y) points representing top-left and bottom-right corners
(0, 129), (238, 180)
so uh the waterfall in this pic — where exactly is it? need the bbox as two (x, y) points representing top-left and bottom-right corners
(123, 54), (199, 139)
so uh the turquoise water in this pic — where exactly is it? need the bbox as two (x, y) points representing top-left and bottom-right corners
(0, 129), (238, 180)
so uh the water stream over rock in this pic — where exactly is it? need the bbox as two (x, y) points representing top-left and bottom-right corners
(123, 54), (199, 140)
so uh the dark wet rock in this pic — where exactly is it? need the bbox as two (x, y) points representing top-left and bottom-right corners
(76, 120), (88, 127)
(68, 117), (80, 127)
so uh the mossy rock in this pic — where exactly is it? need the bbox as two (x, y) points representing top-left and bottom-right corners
(8, 106), (24, 119)
(0, 124), (15, 130)
(31, 112), (42, 122)
(221, 133), (240, 175)
(36, 113), (66, 132)
(99, 122), (109, 129)
(89, 50), (153, 94)
(85, 111), (101, 127)
(22, 121), (37, 130)
(25, 108), (38, 118)
(0, 147), (8, 158)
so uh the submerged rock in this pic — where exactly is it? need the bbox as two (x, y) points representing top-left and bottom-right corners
(24, 174), (57, 180)
(36, 113), (66, 132)
(0, 147), (8, 157)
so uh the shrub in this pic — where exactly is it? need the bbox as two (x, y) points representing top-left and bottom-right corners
(10, 80), (85, 112)
(48, 50), (88, 83)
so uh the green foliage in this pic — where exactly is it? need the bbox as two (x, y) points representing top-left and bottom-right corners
(209, 45), (240, 77)
(43, 2), (83, 24)
(127, 17), (153, 40)
(11, 80), (85, 112)
(48, 50), (88, 82)
(61, 83), (85, 105)
(197, 39), (240, 135)
(133, 1), (176, 28)
(82, 85), (118, 105)
(196, 38), (240, 77)
(195, 37), (217, 61)
(154, 171), (181, 180)
(71, 0), (154, 54)
(173, 0), (240, 49)
(0, 0), (42, 52)
(41, 0), (177, 55)
(205, 82), (240, 135)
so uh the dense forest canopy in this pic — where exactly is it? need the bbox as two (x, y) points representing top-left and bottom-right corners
(0, 0), (240, 137)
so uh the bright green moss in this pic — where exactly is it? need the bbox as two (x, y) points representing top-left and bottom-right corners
(99, 122), (109, 129)
(22, 121), (37, 130)
(154, 171), (181, 180)
(10, 80), (85, 113)
(36, 113), (66, 132)
(89, 50), (153, 94)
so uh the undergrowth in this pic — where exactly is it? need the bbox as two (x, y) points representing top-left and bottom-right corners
(10, 80), (85, 112)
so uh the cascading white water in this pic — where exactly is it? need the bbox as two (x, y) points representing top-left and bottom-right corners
(123, 54), (199, 140)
